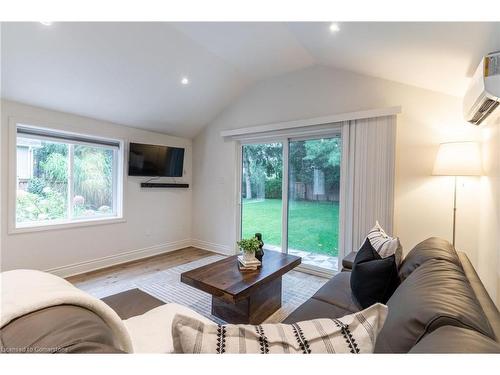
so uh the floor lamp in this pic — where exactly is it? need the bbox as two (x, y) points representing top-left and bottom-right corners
(432, 142), (482, 247)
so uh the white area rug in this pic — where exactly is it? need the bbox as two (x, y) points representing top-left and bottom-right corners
(93, 255), (327, 324)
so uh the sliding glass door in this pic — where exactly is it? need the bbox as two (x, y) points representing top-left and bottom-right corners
(287, 137), (341, 271)
(240, 133), (342, 273)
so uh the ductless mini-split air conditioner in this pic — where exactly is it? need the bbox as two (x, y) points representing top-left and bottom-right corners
(463, 51), (500, 125)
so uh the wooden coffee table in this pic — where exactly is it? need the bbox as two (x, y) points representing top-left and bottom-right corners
(181, 250), (301, 324)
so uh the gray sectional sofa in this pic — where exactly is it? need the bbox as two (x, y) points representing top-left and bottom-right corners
(283, 237), (500, 353)
(2, 237), (499, 353)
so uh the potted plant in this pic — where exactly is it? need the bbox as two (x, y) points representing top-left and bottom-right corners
(237, 237), (260, 263)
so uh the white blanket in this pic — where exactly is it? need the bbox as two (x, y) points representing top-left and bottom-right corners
(0, 269), (133, 353)
(124, 303), (212, 353)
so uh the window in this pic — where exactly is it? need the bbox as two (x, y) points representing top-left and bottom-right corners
(14, 125), (123, 229)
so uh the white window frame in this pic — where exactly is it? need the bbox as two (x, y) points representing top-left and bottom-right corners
(8, 118), (126, 234)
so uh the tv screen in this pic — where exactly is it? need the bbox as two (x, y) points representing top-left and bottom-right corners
(128, 142), (185, 177)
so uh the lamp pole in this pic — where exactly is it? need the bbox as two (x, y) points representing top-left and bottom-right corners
(452, 176), (457, 248)
(433, 142), (482, 249)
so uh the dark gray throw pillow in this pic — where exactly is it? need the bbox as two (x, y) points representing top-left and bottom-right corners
(350, 238), (399, 308)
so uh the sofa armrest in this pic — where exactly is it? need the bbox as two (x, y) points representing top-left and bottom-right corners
(341, 251), (357, 271)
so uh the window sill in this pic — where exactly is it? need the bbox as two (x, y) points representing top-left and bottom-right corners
(9, 216), (126, 235)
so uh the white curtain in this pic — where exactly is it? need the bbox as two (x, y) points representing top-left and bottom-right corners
(341, 115), (397, 253)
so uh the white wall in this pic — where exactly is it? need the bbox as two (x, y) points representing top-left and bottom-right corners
(192, 65), (486, 287)
(478, 115), (500, 305)
(0, 100), (192, 276)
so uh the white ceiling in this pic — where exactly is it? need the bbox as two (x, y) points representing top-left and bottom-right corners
(2, 22), (499, 138)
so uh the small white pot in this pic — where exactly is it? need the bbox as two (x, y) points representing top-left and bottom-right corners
(243, 251), (256, 263)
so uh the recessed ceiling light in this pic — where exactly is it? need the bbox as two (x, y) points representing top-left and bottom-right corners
(329, 23), (340, 33)
(40, 21), (53, 26)
(181, 77), (189, 85)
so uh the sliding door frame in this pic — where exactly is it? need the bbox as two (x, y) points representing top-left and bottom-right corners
(281, 139), (289, 255)
(236, 123), (348, 276)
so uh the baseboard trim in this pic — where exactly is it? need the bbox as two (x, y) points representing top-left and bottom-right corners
(296, 264), (335, 279)
(46, 239), (192, 278)
(191, 239), (235, 256)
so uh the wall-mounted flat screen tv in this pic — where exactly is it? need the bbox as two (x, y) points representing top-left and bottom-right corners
(128, 142), (185, 177)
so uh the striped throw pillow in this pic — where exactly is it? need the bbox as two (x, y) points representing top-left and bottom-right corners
(366, 221), (402, 266)
(172, 303), (387, 354)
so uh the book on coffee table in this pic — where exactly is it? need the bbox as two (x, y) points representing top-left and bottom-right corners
(238, 264), (258, 271)
(237, 255), (261, 271)
(237, 256), (261, 266)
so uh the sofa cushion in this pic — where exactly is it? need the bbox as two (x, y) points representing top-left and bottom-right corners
(282, 298), (354, 324)
(311, 271), (361, 313)
(398, 237), (461, 281)
(172, 303), (388, 354)
(350, 239), (399, 308)
(374, 259), (495, 353)
(409, 326), (500, 353)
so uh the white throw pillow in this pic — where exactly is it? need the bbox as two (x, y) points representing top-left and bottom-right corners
(365, 221), (402, 266)
(172, 303), (388, 354)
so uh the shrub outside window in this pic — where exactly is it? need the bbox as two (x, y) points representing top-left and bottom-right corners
(15, 125), (122, 228)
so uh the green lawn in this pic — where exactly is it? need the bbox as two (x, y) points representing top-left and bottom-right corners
(242, 199), (339, 257)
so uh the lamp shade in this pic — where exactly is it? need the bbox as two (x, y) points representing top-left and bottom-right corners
(432, 141), (482, 176)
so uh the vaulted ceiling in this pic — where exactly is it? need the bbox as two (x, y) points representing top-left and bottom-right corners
(2, 22), (499, 137)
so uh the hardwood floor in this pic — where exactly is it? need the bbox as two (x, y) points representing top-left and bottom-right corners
(67, 247), (213, 295)
(68, 247), (327, 303)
